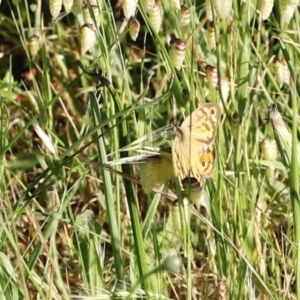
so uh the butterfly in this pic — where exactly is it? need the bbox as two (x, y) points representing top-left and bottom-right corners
(174, 102), (221, 184)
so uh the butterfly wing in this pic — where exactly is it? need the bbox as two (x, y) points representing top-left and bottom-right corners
(182, 103), (221, 145)
(174, 103), (221, 183)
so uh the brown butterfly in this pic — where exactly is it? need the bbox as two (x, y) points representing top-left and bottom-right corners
(174, 103), (221, 184)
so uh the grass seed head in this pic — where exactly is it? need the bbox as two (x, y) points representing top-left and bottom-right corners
(169, 38), (186, 70)
(280, 0), (298, 24)
(80, 24), (96, 56)
(178, 5), (191, 30)
(273, 57), (290, 87)
(50, 0), (63, 19)
(63, 0), (73, 12)
(205, 65), (218, 88)
(149, 2), (163, 33)
(27, 35), (40, 57)
(128, 17), (140, 41)
(268, 103), (293, 168)
(212, 0), (232, 19)
(207, 22), (216, 50)
(259, 0), (274, 20)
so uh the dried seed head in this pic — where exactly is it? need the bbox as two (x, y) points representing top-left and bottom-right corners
(260, 138), (278, 161)
(170, 0), (180, 10)
(273, 57), (290, 87)
(259, 0), (274, 20)
(207, 22), (216, 50)
(27, 35), (39, 57)
(205, 65), (218, 88)
(169, 38), (186, 70)
(205, 0), (213, 21)
(141, 0), (155, 12)
(33, 122), (57, 155)
(72, 0), (82, 15)
(83, 5), (100, 27)
(220, 77), (229, 102)
(280, 0), (298, 24)
(170, 198), (190, 234)
(50, 0), (63, 19)
(212, 0), (232, 19)
(63, 0), (73, 12)
(268, 103), (299, 168)
(178, 5), (191, 29)
(182, 177), (204, 207)
(122, 0), (138, 19)
(128, 17), (140, 41)
(149, 2), (163, 33)
(80, 24), (96, 56)
(24, 91), (40, 114)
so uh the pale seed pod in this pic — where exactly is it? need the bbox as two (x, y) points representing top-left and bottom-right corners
(260, 138), (278, 161)
(170, 198), (189, 234)
(178, 5), (191, 30)
(207, 22), (216, 50)
(212, 0), (232, 19)
(260, 138), (278, 178)
(50, 0), (63, 19)
(91, 5), (101, 27)
(72, 0), (82, 15)
(280, 0), (298, 24)
(80, 24), (96, 56)
(83, 5), (91, 23)
(33, 122), (57, 155)
(205, 0), (213, 21)
(273, 57), (290, 87)
(169, 38), (186, 70)
(122, 0), (138, 19)
(24, 91), (40, 114)
(141, 0), (155, 12)
(128, 17), (140, 41)
(63, 0), (73, 12)
(259, 0), (274, 20)
(205, 65), (218, 88)
(268, 103), (300, 168)
(170, 0), (180, 10)
(83, 5), (100, 27)
(27, 35), (39, 57)
(182, 177), (204, 208)
(148, 2), (163, 33)
(220, 77), (229, 102)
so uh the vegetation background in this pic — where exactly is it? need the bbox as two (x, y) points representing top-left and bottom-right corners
(0, 0), (300, 299)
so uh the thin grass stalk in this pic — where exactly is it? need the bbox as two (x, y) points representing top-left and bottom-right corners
(142, 192), (162, 238)
(229, 6), (251, 294)
(290, 87), (300, 300)
(281, 41), (300, 297)
(118, 126), (152, 292)
(89, 92), (124, 286)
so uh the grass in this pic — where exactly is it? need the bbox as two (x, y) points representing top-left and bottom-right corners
(1, 0), (300, 299)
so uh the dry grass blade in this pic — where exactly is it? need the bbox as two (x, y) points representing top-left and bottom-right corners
(268, 103), (300, 168)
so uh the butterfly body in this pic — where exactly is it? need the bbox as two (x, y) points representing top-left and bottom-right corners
(174, 103), (221, 183)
